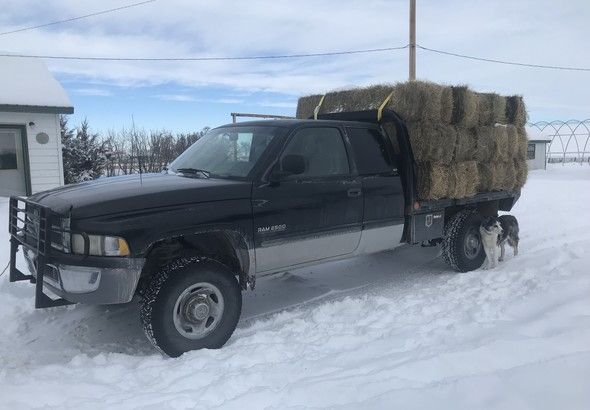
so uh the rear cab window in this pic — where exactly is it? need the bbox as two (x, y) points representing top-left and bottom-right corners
(346, 127), (397, 175)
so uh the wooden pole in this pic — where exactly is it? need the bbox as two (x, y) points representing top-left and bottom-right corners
(409, 0), (416, 81)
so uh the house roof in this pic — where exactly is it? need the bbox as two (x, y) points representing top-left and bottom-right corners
(525, 125), (552, 143)
(0, 55), (73, 114)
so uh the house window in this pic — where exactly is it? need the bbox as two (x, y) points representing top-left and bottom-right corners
(527, 143), (535, 160)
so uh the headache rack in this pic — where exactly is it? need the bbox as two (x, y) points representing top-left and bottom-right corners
(8, 197), (75, 308)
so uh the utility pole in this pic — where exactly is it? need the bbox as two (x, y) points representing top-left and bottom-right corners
(409, 0), (416, 81)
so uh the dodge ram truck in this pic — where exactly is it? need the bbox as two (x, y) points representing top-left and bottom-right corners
(8, 110), (519, 357)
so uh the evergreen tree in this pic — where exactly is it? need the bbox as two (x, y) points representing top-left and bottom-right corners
(61, 117), (107, 184)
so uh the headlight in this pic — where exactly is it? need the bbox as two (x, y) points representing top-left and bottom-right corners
(71, 234), (130, 257)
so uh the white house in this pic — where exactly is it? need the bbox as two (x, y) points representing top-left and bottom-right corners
(525, 126), (551, 170)
(0, 56), (73, 197)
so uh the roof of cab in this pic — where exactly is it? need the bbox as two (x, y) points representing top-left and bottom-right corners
(216, 118), (374, 129)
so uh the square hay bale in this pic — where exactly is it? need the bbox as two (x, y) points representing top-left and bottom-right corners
(322, 84), (395, 114)
(514, 158), (529, 189)
(516, 126), (528, 160)
(296, 94), (323, 119)
(475, 125), (510, 162)
(416, 162), (451, 200)
(477, 162), (494, 191)
(506, 125), (519, 159)
(494, 125), (509, 160)
(505, 95), (528, 127)
(491, 161), (516, 191)
(477, 92), (507, 125)
(454, 127), (477, 162)
(451, 86), (478, 128)
(475, 126), (495, 162)
(449, 161), (479, 198)
(390, 81), (451, 123)
(441, 86), (454, 124)
(405, 122), (456, 164)
(296, 81), (455, 124)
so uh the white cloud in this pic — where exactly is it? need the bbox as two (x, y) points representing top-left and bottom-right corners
(155, 94), (195, 102)
(1, 0), (589, 119)
(74, 88), (112, 96)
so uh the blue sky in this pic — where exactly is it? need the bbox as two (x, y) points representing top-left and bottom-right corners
(2, 0), (589, 133)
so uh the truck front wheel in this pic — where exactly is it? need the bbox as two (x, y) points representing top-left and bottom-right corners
(442, 209), (486, 272)
(140, 257), (242, 357)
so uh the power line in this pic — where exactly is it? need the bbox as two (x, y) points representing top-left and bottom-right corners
(417, 44), (590, 72)
(0, 45), (409, 61)
(0, 0), (157, 36)
(1, 43), (588, 73)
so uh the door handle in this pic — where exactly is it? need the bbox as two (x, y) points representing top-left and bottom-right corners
(347, 188), (362, 198)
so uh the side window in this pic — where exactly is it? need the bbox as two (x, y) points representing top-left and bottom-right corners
(347, 127), (394, 175)
(282, 127), (349, 177)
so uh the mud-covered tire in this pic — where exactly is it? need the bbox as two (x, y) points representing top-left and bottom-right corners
(140, 257), (242, 357)
(442, 209), (486, 272)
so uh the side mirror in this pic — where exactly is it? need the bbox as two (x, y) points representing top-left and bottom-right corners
(269, 154), (307, 183)
(281, 154), (306, 175)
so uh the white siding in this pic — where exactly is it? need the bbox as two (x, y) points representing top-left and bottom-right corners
(0, 111), (63, 193)
(527, 142), (547, 170)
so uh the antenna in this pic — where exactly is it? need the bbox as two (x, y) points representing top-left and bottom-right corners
(132, 115), (143, 186)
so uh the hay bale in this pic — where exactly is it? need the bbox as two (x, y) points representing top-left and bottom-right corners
(449, 161), (479, 198)
(516, 126), (528, 160)
(476, 125), (510, 162)
(390, 81), (450, 123)
(505, 95), (527, 127)
(490, 161), (516, 191)
(454, 127), (477, 161)
(514, 158), (528, 189)
(322, 84), (395, 114)
(494, 125), (509, 160)
(297, 81), (455, 123)
(475, 126), (495, 162)
(296, 94), (323, 119)
(477, 92), (507, 125)
(506, 125), (519, 159)
(416, 162), (451, 200)
(441, 86), (454, 124)
(451, 86), (478, 128)
(406, 122), (456, 164)
(478, 162), (494, 191)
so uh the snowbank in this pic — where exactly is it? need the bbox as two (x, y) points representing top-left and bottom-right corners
(1, 165), (589, 409)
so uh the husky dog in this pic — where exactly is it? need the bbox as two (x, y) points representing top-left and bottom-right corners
(497, 215), (519, 261)
(480, 217), (503, 269)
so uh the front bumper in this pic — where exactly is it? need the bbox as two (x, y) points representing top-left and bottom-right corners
(8, 196), (145, 308)
(25, 251), (145, 305)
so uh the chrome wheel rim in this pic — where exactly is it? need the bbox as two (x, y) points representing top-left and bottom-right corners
(464, 227), (481, 260)
(173, 282), (225, 339)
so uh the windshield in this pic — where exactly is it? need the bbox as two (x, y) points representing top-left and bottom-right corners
(169, 126), (280, 178)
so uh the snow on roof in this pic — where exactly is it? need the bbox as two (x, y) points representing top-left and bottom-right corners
(0, 55), (73, 113)
(525, 125), (552, 142)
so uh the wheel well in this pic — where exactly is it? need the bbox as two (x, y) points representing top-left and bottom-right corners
(444, 200), (499, 224)
(140, 231), (251, 291)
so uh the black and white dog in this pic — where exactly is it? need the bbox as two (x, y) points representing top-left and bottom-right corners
(480, 215), (520, 269)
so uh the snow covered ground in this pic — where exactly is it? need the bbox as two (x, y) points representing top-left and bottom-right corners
(1, 165), (589, 409)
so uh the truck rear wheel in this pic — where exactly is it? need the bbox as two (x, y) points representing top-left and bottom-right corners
(442, 209), (486, 272)
(140, 257), (242, 357)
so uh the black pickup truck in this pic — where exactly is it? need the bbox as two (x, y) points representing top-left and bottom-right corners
(8, 110), (519, 357)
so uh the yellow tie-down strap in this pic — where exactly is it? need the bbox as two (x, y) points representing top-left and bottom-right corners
(377, 90), (395, 122)
(313, 94), (326, 120)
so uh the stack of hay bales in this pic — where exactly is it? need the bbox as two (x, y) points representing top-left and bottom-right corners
(296, 81), (528, 200)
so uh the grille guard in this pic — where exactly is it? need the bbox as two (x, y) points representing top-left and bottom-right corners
(8, 196), (82, 308)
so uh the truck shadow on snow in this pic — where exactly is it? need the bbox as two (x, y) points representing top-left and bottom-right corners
(10, 245), (443, 363)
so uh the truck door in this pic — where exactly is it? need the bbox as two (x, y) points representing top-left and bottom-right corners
(345, 126), (405, 253)
(252, 126), (363, 273)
